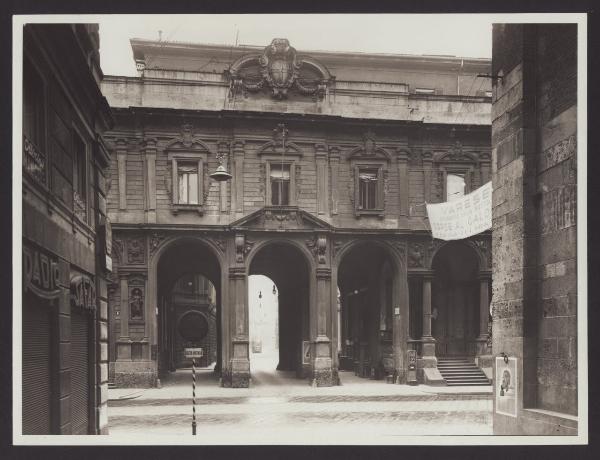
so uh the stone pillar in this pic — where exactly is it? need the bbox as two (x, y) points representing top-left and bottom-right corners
(312, 267), (334, 386)
(315, 144), (329, 216)
(116, 139), (127, 210)
(143, 138), (157, 224)
(217, 141), (230, 215)
(421, 273), (435, 356)
(225, 264), (249, 388)
(422, 152), (433, 204)
(397, 148), (409, 217)
(419, 272), (443, 384)
(116, 277), (131, 361)
(329, 146), (340, 215)
(231, 141), (245, 216)
(392, 261), (410, 384)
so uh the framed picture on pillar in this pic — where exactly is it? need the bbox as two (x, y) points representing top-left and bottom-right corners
(495, 356), (517, 417)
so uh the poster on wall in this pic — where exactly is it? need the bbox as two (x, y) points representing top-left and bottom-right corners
(495, 356), (518, 417)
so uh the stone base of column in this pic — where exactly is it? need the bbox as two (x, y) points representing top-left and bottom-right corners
(113, 360), (158, 388)
(310, 357), (336, 387)
(421, 338), (437, 358)
(394, 369), (407, 384)
(222, 359), (250, 388)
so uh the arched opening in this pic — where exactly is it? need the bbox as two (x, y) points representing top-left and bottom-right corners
(156, 239), (221, 383)
(337, 242), (397, 381)
(248, 275), (279, 372)
(248, 242), (310, 379)
(431, 242), (480, 357)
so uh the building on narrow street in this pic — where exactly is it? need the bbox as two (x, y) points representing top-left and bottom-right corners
(100, 37), (493, 389)
(490, 24), (578, 435)
(21, 24), (113, 434)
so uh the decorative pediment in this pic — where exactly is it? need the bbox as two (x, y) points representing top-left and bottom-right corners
(257, 140), (303, 157)
(227, 38), (332, 100)
(165, 123), (215, 153)
(434, 140), (478, 163)
(231, 206), (332, 232)
(347, 130), (392, 162)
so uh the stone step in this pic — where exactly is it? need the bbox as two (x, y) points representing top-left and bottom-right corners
(437, 358), (490, 386)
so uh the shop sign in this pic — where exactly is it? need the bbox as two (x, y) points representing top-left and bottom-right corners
(71, 275), (96, 311)
(100, 218), (113, 272)
(23, 135), (46, 185)
(22, 244), (61, 299)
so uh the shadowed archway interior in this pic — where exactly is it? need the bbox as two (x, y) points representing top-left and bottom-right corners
(156, 239), (222, 377)
(337, 243), (396, 379)
(431, 242), (480, 357)
(248, 242), (310, 377)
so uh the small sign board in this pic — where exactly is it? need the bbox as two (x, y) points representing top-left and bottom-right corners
(184, 348), (204, 359)
(407, 349), (417, 370)
(302, 341), (310, 365)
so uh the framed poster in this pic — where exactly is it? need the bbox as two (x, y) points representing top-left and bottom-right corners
(495, 356), (518, 417)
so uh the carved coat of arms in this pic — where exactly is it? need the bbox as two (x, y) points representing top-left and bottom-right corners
(259, 38), (301, 99)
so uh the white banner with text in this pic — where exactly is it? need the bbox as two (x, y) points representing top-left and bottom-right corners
(426, 181), (492, 240)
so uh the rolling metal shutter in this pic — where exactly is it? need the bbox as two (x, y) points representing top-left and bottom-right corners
(70, 307), (90, 435)
(22, 297), (52, 435)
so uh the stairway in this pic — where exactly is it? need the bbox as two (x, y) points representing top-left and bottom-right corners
(437, 357), (490, 386)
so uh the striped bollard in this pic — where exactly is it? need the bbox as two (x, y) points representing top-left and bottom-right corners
(192, 357), (197, 435)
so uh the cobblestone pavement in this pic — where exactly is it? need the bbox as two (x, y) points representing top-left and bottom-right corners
(107, 353), (493, 443)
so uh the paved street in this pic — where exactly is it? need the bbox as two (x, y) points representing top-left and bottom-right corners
(107, 353), (493, 443)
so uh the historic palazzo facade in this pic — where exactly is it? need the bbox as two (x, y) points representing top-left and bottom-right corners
(101, 38), (493, 388)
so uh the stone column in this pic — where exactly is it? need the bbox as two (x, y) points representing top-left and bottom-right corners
(312, 266), (334, 386)
(392, 263), (410, 384)
(226, 266), (249, 388)
(232, 141), (245, 215)
(217, 141), (230, 215)
(315, 144), (329, 216)
(116, 139), (127, 211)
(397, 148), (409, 217)
(420, 273), (438, 360)
(329, 147), (340, 215)
(422, 152), (433, 204)
(143, 138), (157, 224)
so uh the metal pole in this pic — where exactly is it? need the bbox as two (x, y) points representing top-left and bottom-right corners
(192, 357), (197, 435)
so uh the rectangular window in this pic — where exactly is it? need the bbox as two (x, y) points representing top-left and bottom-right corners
(270, 163), (290, 206)
(446, 173), (466, 202)
(359, 169), (378, 210)
(178, 162), (199, 205)
(415, 88), (435, 95)
(23, 58), (47, 185)
(23, 59), (45, 149)
(73, 132), (87, 221)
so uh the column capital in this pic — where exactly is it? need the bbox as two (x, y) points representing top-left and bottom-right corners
(422, 271), (435, 281)
(228, 267), (246, 279)
(478, 271), (492, 280)
(316, 267), (332, 280)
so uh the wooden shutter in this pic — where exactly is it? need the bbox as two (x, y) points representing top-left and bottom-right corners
(70, 307), (91, 435)
(22, 297), (52, 434)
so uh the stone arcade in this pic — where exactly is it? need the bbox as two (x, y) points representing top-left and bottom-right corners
(101, 38), (493, 388)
